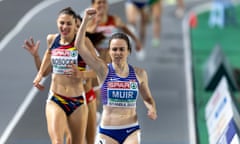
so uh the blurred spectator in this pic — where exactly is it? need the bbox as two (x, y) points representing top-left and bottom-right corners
(209, 0), (225, 28)
(175, 0), (185, 18)
(224, 0), (238, 26)
(125, 0), (162, 60)
(209, 0), (237, 28)
(89, 0), (142, 62)
(149, 0), (162, 48)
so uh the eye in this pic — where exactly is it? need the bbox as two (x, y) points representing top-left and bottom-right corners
(112, 48), (117, 51)
(119, 47), (124, 51)
(111, 47), (125, 52)
(60, 21), (65, 25)
(67, 22), (72, 26)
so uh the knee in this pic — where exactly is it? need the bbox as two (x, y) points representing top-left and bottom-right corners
(48, 132), (66, 144)
(51, 138), (64, 144)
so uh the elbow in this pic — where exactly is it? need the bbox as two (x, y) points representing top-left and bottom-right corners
(144, 97), (154, 105)
(42, 72), (49, 77)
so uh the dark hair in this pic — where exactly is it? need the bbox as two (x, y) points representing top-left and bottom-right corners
(91, 0), (107, 4)
(58, 7), (77, 19)
(76, 14), (82, 22)
(75, 14), (82, 29)
(108, 32), (132, 53)
(75, 14), (105, 47)
(86, 32), (106, 47)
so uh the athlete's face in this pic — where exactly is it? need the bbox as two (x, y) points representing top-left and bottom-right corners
(109, 39), (130, 64)
(57, 14), (76, 38)
(92, 0), (108, 16)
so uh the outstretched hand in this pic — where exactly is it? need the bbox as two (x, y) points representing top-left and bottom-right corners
(23, 37), (40, 57)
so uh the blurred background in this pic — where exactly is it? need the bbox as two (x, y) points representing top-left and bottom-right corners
(0, 0), (240, 143)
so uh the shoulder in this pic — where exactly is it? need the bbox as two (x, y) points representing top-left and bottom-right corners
(131, 65), (148, 85)
(46, 33), (58, 48)
(133, 66), (147, 79)
(134, 67), (148, 86)
(47, 33), (58, 43)
(112, 15), (121, 21)
(111, 15), (123, 26)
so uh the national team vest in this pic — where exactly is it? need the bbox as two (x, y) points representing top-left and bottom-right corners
(101, 64), (139, 108)
(50, 34), (86, 74)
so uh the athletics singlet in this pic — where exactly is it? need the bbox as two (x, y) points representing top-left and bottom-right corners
(101, 64), (139, 108)
(96, 15), (120, 49)
(50, 34), (86, 74)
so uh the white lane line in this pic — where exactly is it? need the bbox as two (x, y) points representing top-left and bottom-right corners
(183, 1), (240, 143)
(109, 0), (122, 3)
(0, 0), (123, 53)
(0, 82), (46, 144)
(182, 2), (212, 144)
(0, 0), (62, 52)
(0, 0), (62, 143)
(0, 1), (124, 144)
(182, 13), (197, 144)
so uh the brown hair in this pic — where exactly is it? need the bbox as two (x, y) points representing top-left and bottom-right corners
(109, 32), (132, 53)
(76, 14), (105, 47)
(58, 7), (77, 20)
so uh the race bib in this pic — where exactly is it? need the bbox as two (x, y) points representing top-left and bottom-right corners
(107, 81), (138, 108)
(51, 48), (78, 74)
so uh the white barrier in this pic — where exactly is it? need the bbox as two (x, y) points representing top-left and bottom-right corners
(205, 77), (240, 144)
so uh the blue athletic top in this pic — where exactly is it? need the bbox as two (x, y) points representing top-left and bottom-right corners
(101, 63), (139, 108)
(50, 34), (86, 74)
